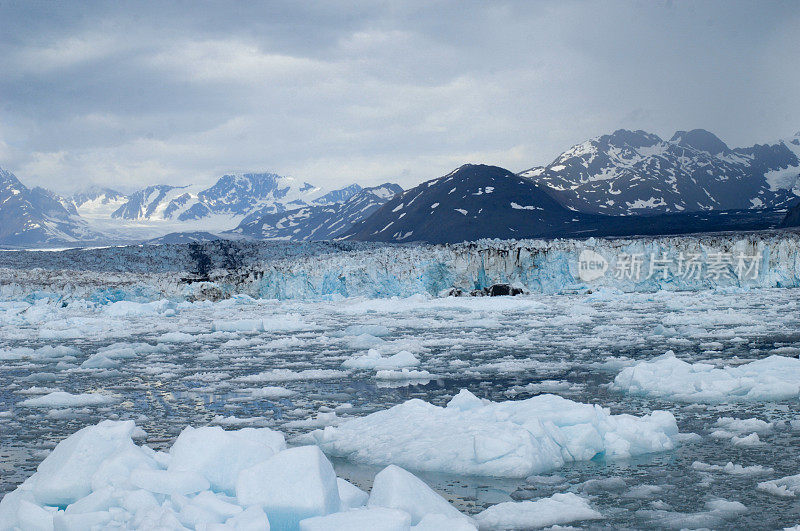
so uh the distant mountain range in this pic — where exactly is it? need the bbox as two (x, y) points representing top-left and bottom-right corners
(344, 164), (791, 244)
(1, 127), (798, 246)
(0, 168), (97, 245)
(229, 184), (403, 241)
(520, 129), (800, 215)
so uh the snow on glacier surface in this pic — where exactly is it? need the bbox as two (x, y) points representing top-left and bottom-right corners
(2, 240), (800, 527)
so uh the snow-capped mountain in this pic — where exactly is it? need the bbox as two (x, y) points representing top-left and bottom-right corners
(345, 164), (789, 244)
(520, 129), (800, 215)
(345, 164), (592, 243)
(112, 174), (308, 222)
(781, 200), (800, 228)
(311, 184), (363, 205)
(111, 184), (194, 220)
(178, 172), (324, 221)
(230, 183), (402, 241)
(71, 186), (128, 219)
(108, 172), (357, 228)
(0, 167), (97, 246)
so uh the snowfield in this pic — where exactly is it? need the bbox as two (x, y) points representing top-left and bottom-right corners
(2, 236), (800, 528)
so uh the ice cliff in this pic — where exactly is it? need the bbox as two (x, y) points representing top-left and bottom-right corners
(1, 231), (799, 303)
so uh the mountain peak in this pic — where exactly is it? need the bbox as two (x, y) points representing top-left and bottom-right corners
(669, 129), (729, 155)
(602, 129), (662, 149)
(0, 167), (23, 187)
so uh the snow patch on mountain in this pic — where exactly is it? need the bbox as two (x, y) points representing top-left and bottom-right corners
(520, 129), (800, 215)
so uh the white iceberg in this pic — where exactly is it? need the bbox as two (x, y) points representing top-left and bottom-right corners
(306, 389), (679, 477)
(19, 391), (118, 408)
(342, 349), (420, 370)
(474, 492), (602, 530)
(757, 474), (800, 498)
(0, 420), (479, 531)
(611, 352), (800, 402)
(367, 465), (474, 525)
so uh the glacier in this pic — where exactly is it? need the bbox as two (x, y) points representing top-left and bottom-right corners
(1, 230), (800, 303)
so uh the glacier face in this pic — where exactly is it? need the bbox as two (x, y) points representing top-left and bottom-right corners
(1, 231), (800, 302)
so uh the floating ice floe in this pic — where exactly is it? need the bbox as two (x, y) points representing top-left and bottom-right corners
(18, 391), (118, 408)
(0, 420), (488, 530)
(374, 369), (432, 381)
(232, 368), (348, 383)
(692, 461), (773, 476)
(305, 389), (679, 477)
(342, 349), (420, 370)
(637, 498), (747, 529)
(474, 492), (602, 529)
(757, 474), (800, 498)
(611, 352), (800, 402)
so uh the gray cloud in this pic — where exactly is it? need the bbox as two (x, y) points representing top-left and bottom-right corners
(1, 0), (798, 193)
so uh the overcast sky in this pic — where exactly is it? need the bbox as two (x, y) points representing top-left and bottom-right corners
(1, 0), (798, 193)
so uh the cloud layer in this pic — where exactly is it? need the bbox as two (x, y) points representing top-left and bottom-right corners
(1, 0), (798, 192)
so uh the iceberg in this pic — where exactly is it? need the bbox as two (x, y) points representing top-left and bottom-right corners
(474, 492), (602, 530)
(0, 420), (479, 531)
(611, 352), (800, 402)
(305, 389), (679, 477)
(342, 349), (420, 370)
(757, 474), (800, 498)
(19, 391), (118, 408)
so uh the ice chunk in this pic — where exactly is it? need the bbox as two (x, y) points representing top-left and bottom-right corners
(412, 514), (477, 530)
(611, 353), (800, 402)
(236, 445), (340, 529)
(367, 465), (470, 525)
(715, 417), (773, 434)
(374, 369), (432, 380)
(308, 390), (678, 477)
(212, 319), (264, 333)
(157, 331), (195, 343)
(233, 369), (347, 383)
(638, 498), (747, 528)
(299, 507), (411, 531)
(104, 299), (173, 317)
(129, 468), (210, 495)
(90, 446), (159, 491)
(474, 493), (602, 529)
(169, 426), (286, 494)
(691, 461), (773, 475)
(225, 506), (271, 530)
(17, 500), (54, 531)
(52, 511), (111, 530)
(341, 324), (391, 337)
(19, 391), (118, 408)
(731, 432), (762, 446)
(342, 349), (420, 370)
(337, 478), (368, 510)
(757, 474), (800, 498)
(31, 420), (139, 506)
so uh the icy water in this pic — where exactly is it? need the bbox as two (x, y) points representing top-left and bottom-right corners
(2, 289), (800, 529)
